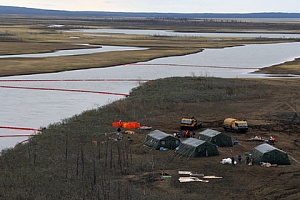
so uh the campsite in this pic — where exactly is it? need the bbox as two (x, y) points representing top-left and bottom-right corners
(0, 13), (300, 199)
(107, 77), (300, 200)
(106, 77), (300, 199)
(1, 76), (299, 199)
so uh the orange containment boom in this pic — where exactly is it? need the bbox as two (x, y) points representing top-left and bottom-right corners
(112, 121), (141, 129)
(0, 126), (41, 132)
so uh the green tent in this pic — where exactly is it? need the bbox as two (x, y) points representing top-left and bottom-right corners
(197, 129), (233, 147)
(177, 138), (219, 157)
(144, 130), (180, 150)
(252, 143), (291, 165)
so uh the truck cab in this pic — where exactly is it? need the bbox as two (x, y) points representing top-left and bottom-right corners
(233, 121), (248, 133)
(223, 118), (248, 133)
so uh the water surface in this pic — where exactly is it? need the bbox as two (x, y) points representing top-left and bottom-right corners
(0, 46), (145, 58)
(1, 42), (300, 150)
(68, 28), (300, 39)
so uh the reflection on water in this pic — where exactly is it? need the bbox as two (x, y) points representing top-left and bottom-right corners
(0, 42), (300, 150)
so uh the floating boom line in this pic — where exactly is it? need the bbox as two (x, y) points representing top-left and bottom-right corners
(127, 63), (259, 70)
(0, 78), (150, 82)
(0, 126), (41, 132)
(0, 85), (129, 97)
(0, 134), (37, 138)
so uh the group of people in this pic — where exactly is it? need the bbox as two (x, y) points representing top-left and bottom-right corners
(229, 154), (253, 166)
(115, 126), (133, 142)
(184, 130), (195, 138)
(268, 136), (276, 144)
(173, 130), (196, 138)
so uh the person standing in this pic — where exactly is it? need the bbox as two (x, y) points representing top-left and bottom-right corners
(117, 127), (122, 134)
(231, 157), (235, 166)
(249, 155), (254, 166)
(246, 155), (250, 164)
(238, 155), (242, 164)
(233, 138), (239, 146)
(185, 130), (190, 138)
(192, 131), (195, 138)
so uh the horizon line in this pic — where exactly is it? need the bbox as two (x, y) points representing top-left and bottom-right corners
(1, 5), (300, 15)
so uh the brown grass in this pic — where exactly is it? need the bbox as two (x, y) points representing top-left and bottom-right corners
(1, 22), (299, 77)
(0, 77), (299, 199)
(258, 58), (300, 75)
(1, 15), (300, 199)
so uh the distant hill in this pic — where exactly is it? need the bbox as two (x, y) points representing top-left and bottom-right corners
(1, 5), (300, 18)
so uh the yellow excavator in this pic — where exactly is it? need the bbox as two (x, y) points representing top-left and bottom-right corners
(180, 117), (202, 130)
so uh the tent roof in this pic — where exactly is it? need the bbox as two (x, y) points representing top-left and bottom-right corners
(181, 138), (206, 147)
(253, 143), (290, 165)
(254, 143), (286, 154)
(148, 130), (170, 140)
(199, 129), (222, 137)
(178, 138), (219, 157)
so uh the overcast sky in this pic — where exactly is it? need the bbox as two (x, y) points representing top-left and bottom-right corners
(1, 0), (299, 13)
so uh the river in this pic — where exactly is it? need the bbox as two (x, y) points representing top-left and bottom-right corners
(1, 40), (300, 150)
(0, 45), (145, 58)
(67, 28), (300, 39)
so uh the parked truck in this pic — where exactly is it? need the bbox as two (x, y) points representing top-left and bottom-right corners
(180, 117), (202, 130)
(223, 118), (248, 133)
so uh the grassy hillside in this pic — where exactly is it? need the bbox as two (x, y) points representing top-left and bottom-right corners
(0, 77), (299, 199)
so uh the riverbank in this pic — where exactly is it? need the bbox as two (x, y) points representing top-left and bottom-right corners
(1, 39), (299, 77)
(1, 16), (300, 77)
(1, 15), (300, 199)
(258, 57), (300, 75)
(0, 76), (299, 199)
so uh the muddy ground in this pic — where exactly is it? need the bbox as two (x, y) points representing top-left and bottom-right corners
(0, 76), (299, 200)
(119, 78), (300, 200)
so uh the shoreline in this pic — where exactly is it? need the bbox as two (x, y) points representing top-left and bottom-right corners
(256, 57), (300, 75)
(1, 42), (299, 78)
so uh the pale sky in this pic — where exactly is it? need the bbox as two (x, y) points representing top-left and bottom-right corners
(1, 0), (299, 13)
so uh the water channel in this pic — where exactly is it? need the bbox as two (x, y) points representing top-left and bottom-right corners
(0, 45), (145, 58)
(1, 32), (300, 150)
(68, 28), (300, 39)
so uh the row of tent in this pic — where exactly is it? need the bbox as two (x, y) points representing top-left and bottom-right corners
(144, 129), (233, 149)
(144, 129), (231, 157)
(144, 129), (291, 165)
